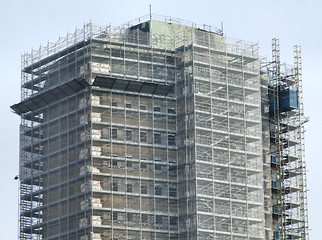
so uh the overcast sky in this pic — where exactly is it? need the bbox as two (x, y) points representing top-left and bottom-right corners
(1, 0), (321, 239)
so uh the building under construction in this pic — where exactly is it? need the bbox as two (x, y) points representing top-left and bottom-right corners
(11, 15), (309, 240)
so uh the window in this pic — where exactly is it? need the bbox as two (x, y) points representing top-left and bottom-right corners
(154, 133), (161, 144)
(112, 160), (118, 167)
(141, 162), (147, 169)
(111, 128), (117, 139)
(141, 185), (148, 194)
(126, 130), (132, 141)
(127, 184), (132, 193)
(127, 161), (132, 168)
(156, 215), (162, 225)
(140, 104), (147, 110)
(273, 205), (279, 214)
(168, 115), (176, 123)
(153, 106), (161, 112)
(127, 213), (133, 222)
(155, 186), (162, 195)
(126, 103), (132, 108)
(169, 187), (177, 197)
(140, 131), (147, 142)
(141, 214), (148, 224)
(112, 212), (118, 221)
(155, 164), (162, 171)
(168, 134), (176, 146)
(169, 165), (177, 175)
(112, 182), (118, 191)
(170, 216), (177, 226)
(112, 101), (118, 107)
(168, 108), (176, 114)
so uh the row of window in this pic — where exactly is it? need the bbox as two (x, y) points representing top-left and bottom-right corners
(110, 212), (178, 225)
(109, 129), (176, 145)
(112, 160), (177, 173)
(110, 182), (177, 197)
(108, 101), (176, 114)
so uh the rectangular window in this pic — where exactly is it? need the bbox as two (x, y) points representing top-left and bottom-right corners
(168, 115), (176, 123)
(127, 184), (132, 193)
(141, 214), (148, 224)
(168, 134), (176, 146)
(111, 128), (117, 139)
(154, 106), (161, 112)
(112, 160), (117, 167)
(168, 108), (176, 114)
(140, 104), (147, 110)
(126, 130), (132, 141)
(169, 187), (177, 197)
(156, 215), (162, 225)
(126, 103), (132, 108)
(170, 216), (177, 226)
(112, 101), (118, 107)
(141, 185), (147, 194)
(169, 165), (177, 175)
(140, 131), (147, 142)
(155, 186), (162, 195)
(127, 213), (133, 222)
(155, 164), (162, 171)
(112, 212), (118, 221)
(141, 162), (147, 169)
(154, 133), (161, 144)
(112, 182), (118, 191)
(127, 161), (132, 168)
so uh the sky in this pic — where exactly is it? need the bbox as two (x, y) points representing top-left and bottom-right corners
(0, 0), (321, 239)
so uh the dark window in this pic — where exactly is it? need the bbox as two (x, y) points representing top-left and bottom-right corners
(169, 165), (177, 175)
(127, 161), (132, 168)
(168, 115), (176, 123)
(156, 215), (162, 225)
(168, 108), (176, 114)
(170, 216), (178, 226)
(141, 185), (147, 194)
(168, 134), (176, 146)
(169, 187), (177, 197)
(127, 213), (133, 222)
(112, 182), (118, 191)
(154, 133), (161, 144)
(126, 103), (132, 108)
(155, 186), (162, 195)
(141, 214), (148, 224)
(112, 160), (117, 167)
(112, 212), (118, 221)
(141, 162), (147, 169)
(140, 131), (147, 142)
(155, 164), (162, 171)
(111, 128), (117, 139)
(126, 130), (132, 141)
(154, 106), (161, 112)
(140, 104), (147, 110)
(112, 101), (118, 107)
(127, 184), (132, 193)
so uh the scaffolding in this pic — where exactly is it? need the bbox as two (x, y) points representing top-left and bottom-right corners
(262, 39), (309, 239)
(11, 15), (307, 240)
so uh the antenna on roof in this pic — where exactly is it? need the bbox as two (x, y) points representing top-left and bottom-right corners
(149, 5), (152, 20)
(221, 21), (224, 35)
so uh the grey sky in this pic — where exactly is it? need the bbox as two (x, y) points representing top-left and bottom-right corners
(1, 0), (321, 239)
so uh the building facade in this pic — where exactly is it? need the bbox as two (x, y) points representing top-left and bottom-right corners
(11, 15), (308, 240)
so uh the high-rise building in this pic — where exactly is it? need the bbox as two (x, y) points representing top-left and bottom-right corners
(11, 15), (309, 240)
